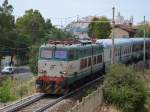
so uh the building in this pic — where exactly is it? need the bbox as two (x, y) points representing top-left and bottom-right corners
(111, 24), (136, 38)
(66, 14), (136, 39)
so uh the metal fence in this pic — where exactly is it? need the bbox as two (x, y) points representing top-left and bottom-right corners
(68, 87), (103, 112)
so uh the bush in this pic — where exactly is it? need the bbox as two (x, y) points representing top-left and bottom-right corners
(29, 45), (39, 74)
(103, 64), (146, 112)
(0, 79), (16, 102)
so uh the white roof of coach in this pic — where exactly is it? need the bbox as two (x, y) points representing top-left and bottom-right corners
(130, 38), (144, 44)
(96, 38), (132, 48)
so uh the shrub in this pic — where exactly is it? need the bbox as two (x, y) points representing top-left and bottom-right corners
(29, 45), (39, 74)
(103, 64), (146, 112)
(0, 79), (16, 102)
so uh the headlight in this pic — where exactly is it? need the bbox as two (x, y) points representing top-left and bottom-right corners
(60, 71), (68, 75)
(39, 70), (47, 74)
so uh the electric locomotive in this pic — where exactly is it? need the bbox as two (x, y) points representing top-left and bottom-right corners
(36, 40), (104, 94)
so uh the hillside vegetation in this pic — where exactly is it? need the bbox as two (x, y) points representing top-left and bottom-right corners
(103, 64), (150, 112)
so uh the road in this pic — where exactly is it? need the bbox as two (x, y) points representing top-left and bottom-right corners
(0, 66), (34, 80)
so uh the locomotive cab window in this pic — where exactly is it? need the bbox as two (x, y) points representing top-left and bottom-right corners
(54, 50), (68, 60)
(40, 48), (53, 59)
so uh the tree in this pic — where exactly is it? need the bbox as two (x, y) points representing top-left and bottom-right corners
(88, 16), (111, 39)
(44, 19), (53, 33)
(44, 28), (73, 41)
(16, 9), (46, 44)
(135, 24), (150, 37)
(103, 64), (146, 112)
(0, 0), (15, 65)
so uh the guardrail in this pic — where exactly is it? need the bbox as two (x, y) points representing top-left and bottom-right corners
(68, 87), (103, 112)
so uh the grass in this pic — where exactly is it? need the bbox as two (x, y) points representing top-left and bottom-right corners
(0, 75), (36, 103)
(12, 76), (36, 99)
(142, 70), (150, 112)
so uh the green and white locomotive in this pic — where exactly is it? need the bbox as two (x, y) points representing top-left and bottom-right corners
(36, 40), (104, 94)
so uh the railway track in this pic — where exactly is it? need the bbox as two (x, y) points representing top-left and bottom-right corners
(17, 97), (57, 112)
(0, 93), (45, 112)
(35, 76), (104, 112)
(0, 76), (103, 112)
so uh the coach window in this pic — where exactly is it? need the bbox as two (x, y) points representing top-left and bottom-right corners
(85, 59), (87, 68)
(93, 56), (97, 65)
(88, 57), (92, 66)
(115, 48), (118, 56)
(119, 48), (121, 56)
(118, 48), (120, 56)
(126, 47), (128, 54)
(80, 59), (84, 69)
(97, 55), (102, 63)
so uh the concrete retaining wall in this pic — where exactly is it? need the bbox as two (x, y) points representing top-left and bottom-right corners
(68, 87), (103, 112)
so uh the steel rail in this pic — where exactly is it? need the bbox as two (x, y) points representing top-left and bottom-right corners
(0, 93), (45, 112)
(34, 76), (104, 112)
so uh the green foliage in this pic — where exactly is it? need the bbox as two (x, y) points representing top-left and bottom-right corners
(103, 64), (146, 112)
(88, 16), (111, 39)
(44, 28), (73, 41)
(135, 24), (150, 37)
(0, 0), (15, 51)
(0, 79), (16, 102)
(29, 45), (39, 74)
(16, 9), (46, 44)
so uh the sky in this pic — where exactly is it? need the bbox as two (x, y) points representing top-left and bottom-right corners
(0, 0), (150, 26)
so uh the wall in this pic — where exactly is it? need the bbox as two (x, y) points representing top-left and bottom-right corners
(110, 28), (129, 38)
(68, 87), (103, 112)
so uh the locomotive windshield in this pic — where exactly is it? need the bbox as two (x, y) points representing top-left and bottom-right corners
(40, 49), (52, 59)
(40, 47), (77, 61)
(55, 50), (67, 60)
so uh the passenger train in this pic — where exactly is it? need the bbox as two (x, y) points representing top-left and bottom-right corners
(36, 38), (150, 94)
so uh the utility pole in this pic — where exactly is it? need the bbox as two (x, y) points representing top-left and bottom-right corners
(77, 15), (79, 22)
(143, 16), (146, 65)
(111, 7), (115, 64)
(60, 18), (63, 29)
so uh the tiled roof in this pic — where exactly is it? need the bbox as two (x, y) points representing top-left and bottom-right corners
(114, 24), (136, 33)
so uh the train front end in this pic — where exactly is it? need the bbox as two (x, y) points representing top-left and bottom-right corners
(36, 44), (70, 94)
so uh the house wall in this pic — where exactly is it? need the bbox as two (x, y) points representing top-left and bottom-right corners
(110, 28), (129, 38)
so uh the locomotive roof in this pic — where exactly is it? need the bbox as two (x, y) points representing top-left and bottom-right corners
(40, 43), (102, 49)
